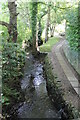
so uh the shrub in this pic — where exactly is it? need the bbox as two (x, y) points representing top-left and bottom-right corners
(66, 8), (79, 51)
(2, 42), (26, 109)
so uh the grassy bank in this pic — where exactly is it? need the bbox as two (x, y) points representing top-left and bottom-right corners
(40, 37), (59, 52)
(44, 55), (80, 119)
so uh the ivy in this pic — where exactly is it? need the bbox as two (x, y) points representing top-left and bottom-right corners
(66, 8), (79, 51)
(2, 42), (26, 107)
(30, 1), (38, 50)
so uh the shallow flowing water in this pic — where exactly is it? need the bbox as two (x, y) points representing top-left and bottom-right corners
(17, 53), (60, 119)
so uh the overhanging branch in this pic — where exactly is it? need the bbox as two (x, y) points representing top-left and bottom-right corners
(0, 21), (9, 28)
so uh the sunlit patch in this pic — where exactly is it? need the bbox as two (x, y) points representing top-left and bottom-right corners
(33, 76), (44, 86)
(26, 56), (29, 59)
(26, 52), (29, 55)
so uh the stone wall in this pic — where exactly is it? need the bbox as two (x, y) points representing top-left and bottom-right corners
(63, 40), (80, 75)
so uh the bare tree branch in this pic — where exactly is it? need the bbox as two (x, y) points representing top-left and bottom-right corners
(0, 21), (9, 28)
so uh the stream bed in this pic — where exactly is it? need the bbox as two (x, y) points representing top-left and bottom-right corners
(17, 52), (60, 119)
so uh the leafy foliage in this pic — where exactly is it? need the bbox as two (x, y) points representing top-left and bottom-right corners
(66, 8), (79, 51)
(2, 42), (26, 106)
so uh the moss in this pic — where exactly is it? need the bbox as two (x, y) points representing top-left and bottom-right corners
(44, 56), (65, 108)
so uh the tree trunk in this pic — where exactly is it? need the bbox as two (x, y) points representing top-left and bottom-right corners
(50, 24), (55, 37)
(31, 2), (38, 53)
(45, 5), (50, 43)
(38, 19), (43, 46)
(36, 21), (39, 51)
(8, 1), (18, 42)
(0, 1), (18, 42)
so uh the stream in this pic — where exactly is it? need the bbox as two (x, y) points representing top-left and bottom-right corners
(17, 52), (60, 119)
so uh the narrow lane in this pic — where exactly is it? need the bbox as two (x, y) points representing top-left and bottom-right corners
(55, 40), (80, 97)
(50, 37), (80, 110)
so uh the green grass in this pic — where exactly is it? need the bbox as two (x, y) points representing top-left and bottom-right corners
(40, 37), (59, 52)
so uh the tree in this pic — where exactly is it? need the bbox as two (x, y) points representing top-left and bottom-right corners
(31, 1), (38, 52)
(45, 4), (50, 43)
(0, 0), (18, 42)
(50, 8), (56, 37)
(37, 3), (47, 45)
(8, 1), (18, 42)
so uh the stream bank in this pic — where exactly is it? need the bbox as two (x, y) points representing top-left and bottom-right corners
(44, 55), (80, 119)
